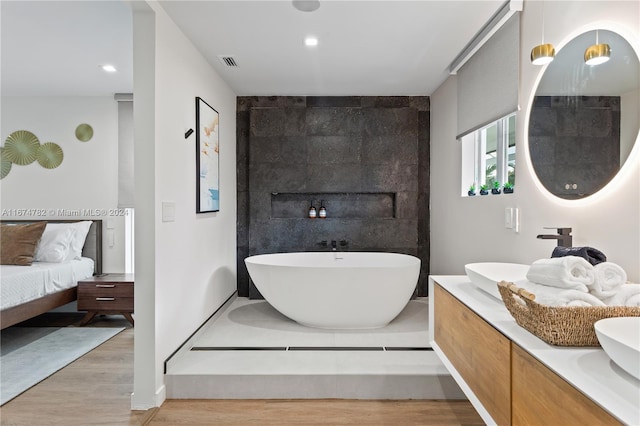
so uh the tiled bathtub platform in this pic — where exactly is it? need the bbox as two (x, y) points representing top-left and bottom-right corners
(165, 297), (464, 399)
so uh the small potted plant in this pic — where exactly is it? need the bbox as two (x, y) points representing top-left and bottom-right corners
(491, 181), (501, 195)
(503, 182), (514, 194)
(479, 184), (489, 195)
(468, 183), (476, 196)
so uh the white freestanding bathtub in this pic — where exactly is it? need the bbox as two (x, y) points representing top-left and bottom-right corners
(244, 252), (420, 329)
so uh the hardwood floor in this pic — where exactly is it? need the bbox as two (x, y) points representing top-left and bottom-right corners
(0, 313), (145, 426)
(148, 400), (483, 425)
(0, 313), (483, 425)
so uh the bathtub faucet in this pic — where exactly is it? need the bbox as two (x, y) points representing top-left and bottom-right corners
(331, 240), (344, 260)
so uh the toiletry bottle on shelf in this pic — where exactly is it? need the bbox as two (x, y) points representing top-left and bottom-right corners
(319, 200), (327, 219)
(308, 201), (317, 219)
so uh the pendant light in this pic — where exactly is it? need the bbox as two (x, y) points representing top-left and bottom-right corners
(531, 44), (555, 65)
(530, 0), (555, 65)
(584, 30), (611, 66)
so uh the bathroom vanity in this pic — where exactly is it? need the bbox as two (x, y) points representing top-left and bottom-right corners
(429, 276), (639, 425)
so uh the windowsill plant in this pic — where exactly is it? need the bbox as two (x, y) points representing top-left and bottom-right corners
(503, 182), (514, 194)
(491, 181), (501, 195)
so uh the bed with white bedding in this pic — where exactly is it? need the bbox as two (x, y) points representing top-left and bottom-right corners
(0, 220), (102, 329)
(1, 258), (94, 311)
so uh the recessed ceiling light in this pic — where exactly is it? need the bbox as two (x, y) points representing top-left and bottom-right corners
(304, 37), (318, 47)
(101, 65), (117, 73)
(293, 0), (320, 13)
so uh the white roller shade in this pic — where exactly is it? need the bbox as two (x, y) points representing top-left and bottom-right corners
(456, 13), (520, 139)
(116, 94), (134, 208)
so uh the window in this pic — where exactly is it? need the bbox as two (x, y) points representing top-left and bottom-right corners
(461, 113), (515, 196)
(124, 208), (135, 273)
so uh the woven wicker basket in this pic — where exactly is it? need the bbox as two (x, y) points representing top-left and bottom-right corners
(497, 281), (640, 347)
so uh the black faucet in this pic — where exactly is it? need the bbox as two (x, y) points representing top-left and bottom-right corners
(537, 227), (572, 247)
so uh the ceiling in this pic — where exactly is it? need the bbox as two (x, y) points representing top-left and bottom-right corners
(1, 0), (507, 97)
(160, 0), (504, 95)
(1, 1), (133, 97)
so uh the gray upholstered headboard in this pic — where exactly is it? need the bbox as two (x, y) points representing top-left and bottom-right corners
(0, 219), (103, 275)
(81, 220), (102, 275)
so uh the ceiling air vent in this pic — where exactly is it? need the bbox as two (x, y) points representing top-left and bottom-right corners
(218, 55), (238, 67)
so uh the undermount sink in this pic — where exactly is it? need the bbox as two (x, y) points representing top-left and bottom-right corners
(465, 262), (530, 300)
(594, 317), (640, 380)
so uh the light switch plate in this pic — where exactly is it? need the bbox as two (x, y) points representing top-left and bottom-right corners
(504, 207), (513, 229)
(162, 201), (176, 222)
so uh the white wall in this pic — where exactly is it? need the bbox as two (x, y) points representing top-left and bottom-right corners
(430, 0), (640, 282)
(1, 96), (126, 272)
(621, 88), (640, 164)
(132, 0), (237, 409)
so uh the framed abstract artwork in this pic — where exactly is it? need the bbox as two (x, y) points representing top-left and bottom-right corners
(195, 97), (220, 213)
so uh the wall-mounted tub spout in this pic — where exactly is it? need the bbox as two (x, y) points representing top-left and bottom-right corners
(537, 227), (572, 247)
(331, 240), (343, 259)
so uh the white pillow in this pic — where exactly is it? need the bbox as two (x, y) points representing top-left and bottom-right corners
(53, 221), (93, 260)
(36, 221), (93, 262)
(34, 225), (77, 263)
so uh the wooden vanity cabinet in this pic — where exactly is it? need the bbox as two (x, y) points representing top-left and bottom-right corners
(434, 284), (511, 425)
(433, 282), (622, 426)
(511, 344), (619, 425)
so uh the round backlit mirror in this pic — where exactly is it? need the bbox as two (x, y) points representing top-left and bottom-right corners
(528, 29), (639, 199)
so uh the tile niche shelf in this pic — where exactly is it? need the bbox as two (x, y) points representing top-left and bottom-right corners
(270, 192), (396, 220)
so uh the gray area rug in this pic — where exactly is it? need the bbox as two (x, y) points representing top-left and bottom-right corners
(0, 327), (124, 405)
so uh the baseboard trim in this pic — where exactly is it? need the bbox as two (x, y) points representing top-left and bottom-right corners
(130, 392), (155, 411)
(130, 383), (166, 410)
(155, 384), (166, 407)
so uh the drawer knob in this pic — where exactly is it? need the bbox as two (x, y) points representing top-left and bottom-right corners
(96, 284), (115, 288)
(95, 297), (116, 301)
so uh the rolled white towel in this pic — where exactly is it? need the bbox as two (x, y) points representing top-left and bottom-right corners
(526, 256), (594, 292)
(601, 283), (640, 307)
(588, 262), (627, 298)
(515, 280), (606, 307)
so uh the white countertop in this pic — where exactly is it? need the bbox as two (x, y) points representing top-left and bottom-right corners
(429, 275), (640, 426)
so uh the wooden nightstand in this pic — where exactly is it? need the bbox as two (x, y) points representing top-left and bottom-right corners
(77, 273), (134, 326)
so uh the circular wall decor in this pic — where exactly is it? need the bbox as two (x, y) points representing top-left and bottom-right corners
(36, 142), (64, 169)
(75, 123), (94, 142)
(1, 147), (12, 179)
(4, 130), (40, 165)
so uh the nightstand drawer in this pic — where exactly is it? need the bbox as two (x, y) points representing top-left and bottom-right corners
(76, 273), (135, 326)
(78, 295), (133, 312)
(78, 282), (133, 297)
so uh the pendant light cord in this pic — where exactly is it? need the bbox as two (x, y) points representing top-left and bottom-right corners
(540, 0), (545, 45)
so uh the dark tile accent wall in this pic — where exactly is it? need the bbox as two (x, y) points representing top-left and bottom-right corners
(529, 96), (620, 198)
(237, 96), (430, 297)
